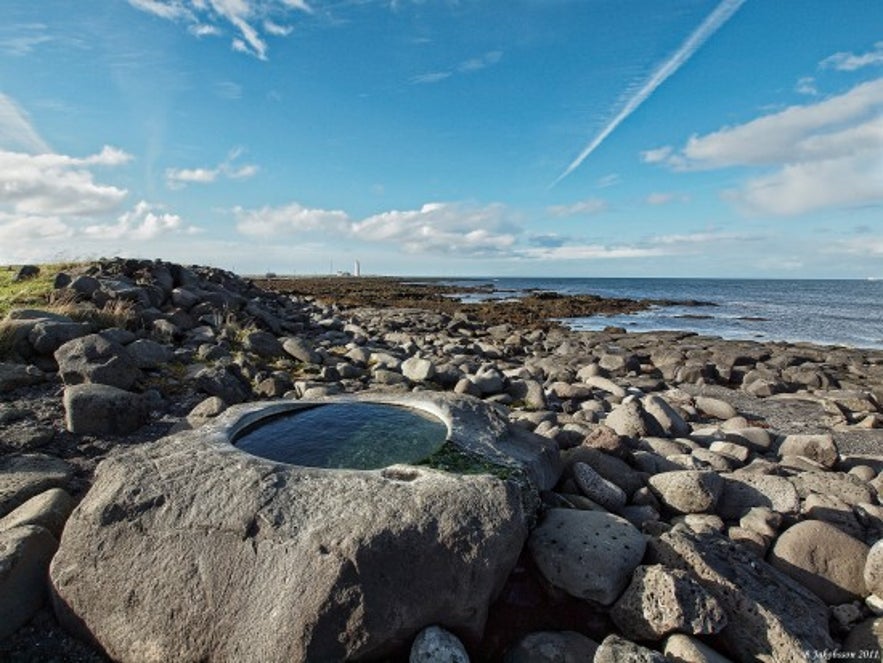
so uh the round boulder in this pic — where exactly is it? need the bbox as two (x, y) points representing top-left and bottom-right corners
(769, 520), (870, 604)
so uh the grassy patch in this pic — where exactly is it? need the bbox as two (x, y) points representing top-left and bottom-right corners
(0, 263), (83, 319)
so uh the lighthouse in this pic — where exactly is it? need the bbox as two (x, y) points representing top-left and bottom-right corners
(354, 260), (361, 277)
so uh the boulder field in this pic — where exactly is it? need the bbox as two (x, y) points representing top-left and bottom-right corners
(0, 257), (882, 661)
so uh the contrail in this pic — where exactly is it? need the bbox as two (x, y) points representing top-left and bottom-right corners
(553, 0), (745, 186)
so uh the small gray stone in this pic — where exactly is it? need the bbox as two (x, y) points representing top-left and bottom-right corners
(572, 462), (627, 513)
(0, 454), (73, 518)
(694, 396), (738, 421)
(503, 630), (599, 663)
(594, 634), (665, 662)
(0, 363), (45, 393)
(778, 434), (838, 468)
(648, 471), (723, 515)
(0, 524), (58, 639)
(282, 336), (321, 364)
(126, 339), (174, 369)
(243, 331), (285, 359)
(27, 321), (92, 355)
(643, 394), (690, 437)
(527, 508), (645, 606)
(0, 488), (75, 538)
(409, 625), (469, 663)
(54, 333), (141, 390)
(865, 540), (883, 598)
(63, 383), (151, 435)
(611, 564), (727, 641)
(402, 357), (436, 383)
(663, 634), (734, 663)
(716, 473), (800, 519)
(605, 400), (662, 439)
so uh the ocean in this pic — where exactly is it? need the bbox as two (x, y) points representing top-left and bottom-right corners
(443, 278), (883, 350)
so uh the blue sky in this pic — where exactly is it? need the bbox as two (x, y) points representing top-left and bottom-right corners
(1, 0), (882, 277)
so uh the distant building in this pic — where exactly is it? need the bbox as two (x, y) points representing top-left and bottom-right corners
(354, 260), (361, 277)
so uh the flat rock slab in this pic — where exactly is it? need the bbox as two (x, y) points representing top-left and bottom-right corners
(50, 394), (549, 662)
(528, 508), (645, 606)
(649, 529), (834, 662)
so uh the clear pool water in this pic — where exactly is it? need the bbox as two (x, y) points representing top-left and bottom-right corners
(234, 403), (448, 469)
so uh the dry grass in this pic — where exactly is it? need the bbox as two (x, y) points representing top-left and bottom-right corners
(0, 263), (84, 319)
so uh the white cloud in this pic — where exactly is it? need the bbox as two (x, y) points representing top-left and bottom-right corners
(83, 201), (198, 240)
(411, 71), (452, 85)
(0, 23), (53, 57)
(353, 202), (517, 255)
(412, 50), (503, 85)
(214, 81), (243, 100)
(596, 173), (621, 188)
(656, 77), (883, 215)
(640, 146), (672, 164)
(820, 42), (883, 72)
(0, 212), (72, 242)
(0, 148), (132, 216)
(165, 148), (258, 188)
(458, 50), (503, 73)
(795, 76), (818, 96)
(645, 192), (675, 205)
(263, 21), (292, 36)
(677, 78), (883, 169)
(189, 23), (222, 37)
(520, 245), (667, 261)
(728, 151), (883, 216)
(235, 202), (350, 236)
(547, 199), (608, 217)
(0, 93), (52, 153)
(126, 0), (312, 60)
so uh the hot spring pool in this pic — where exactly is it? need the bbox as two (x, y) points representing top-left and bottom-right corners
(233, 402), (449, 470)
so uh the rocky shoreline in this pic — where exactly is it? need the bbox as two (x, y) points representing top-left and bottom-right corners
(1, 258), (882, 661)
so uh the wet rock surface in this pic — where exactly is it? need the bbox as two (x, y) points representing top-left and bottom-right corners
(1, 259), (882, 661)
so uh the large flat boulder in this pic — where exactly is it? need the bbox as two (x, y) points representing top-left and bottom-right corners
(50, 395), (538, 662)
(649, 529), (834, 662)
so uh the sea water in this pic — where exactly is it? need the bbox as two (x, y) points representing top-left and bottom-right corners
(444, 278), (883, 350)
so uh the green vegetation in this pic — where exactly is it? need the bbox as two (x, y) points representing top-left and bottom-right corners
(417, 441), (520, 481)
(0, 264), (77, 318)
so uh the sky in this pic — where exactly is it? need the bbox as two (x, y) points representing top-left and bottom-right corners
(1, 0), (882, 278)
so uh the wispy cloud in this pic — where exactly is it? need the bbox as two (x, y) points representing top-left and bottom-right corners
(795, 76), (818, 96)
(411, 72), (452, 85)
(820, 41), (883, 72)
(0, 23), (53, 57)
(411, 50), (503, 85)
(166, 148), (258, 188)
(654, 78), (883, 215)
(553, 0), (745, 185)
(214, 81), (243, 100)
(0, 93), (52, 153)
(126, 0), (313, 60)
(547, 198), (608, 217)
(645, 192), (688, 206)
(458, 50), (502, 73)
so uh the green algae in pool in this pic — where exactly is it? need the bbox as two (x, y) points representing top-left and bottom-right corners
(234, 403), (448, 470)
